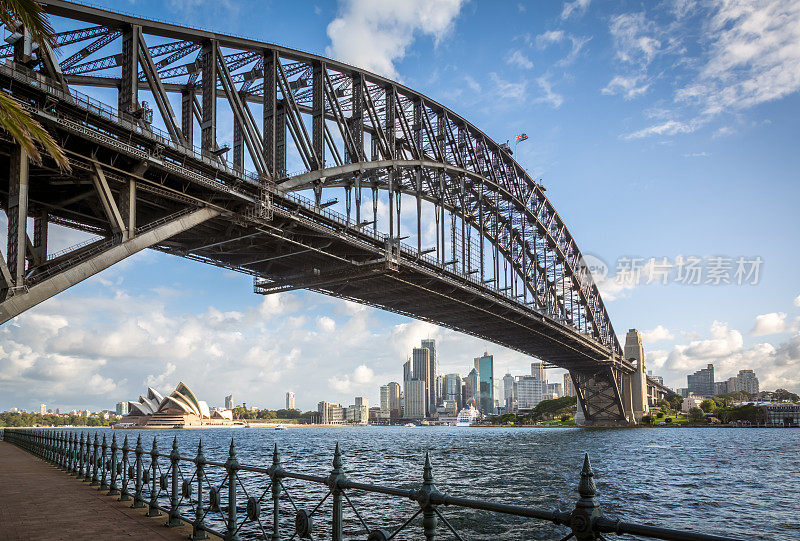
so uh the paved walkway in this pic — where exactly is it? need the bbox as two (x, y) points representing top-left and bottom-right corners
(0, 441), (203, 540)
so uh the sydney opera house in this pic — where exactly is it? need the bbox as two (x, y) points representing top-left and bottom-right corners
(118, 382), (235, 428)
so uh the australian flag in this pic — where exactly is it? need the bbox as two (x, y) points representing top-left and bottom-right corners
(514, 133), (528, 143)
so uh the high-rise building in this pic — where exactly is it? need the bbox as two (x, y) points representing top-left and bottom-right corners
(116, 402), (129, 416)
(386, 382), (402, 418)
(421, 338), (437, 381)
(531, 361), (546, 381)
(40, 404), (46, 415)
(474, 353), (494, 414)
(412, 346), (436, 415)
(546, 382), (562, 398)
(503, 373), (515, 411)
(225, 394), (234, 410)
(688, 364), (715, 396)
(380, 385), (390, 413)
(563, 373), (576, 397)
(515, 376), (547, 408)
(286, 392), (295, 410)
(442, 373), (463, 410)
(727, 369), (759, 395)
(403, 359), (412, 382)
(463, 368), (478, 407)
(404, 379), (427, 419)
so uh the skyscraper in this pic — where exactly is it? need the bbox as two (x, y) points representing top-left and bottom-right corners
(515, 376), (547, 408)
(531, 361), (546, 381)
(728, 369), (759, 394)
(412, 346), (435, 415)
(285, 392), (295, 410)
(474, 353), (494, 415)
(40, 403), (46, 415)
(503, 373), (515, 411)
(463, 368), (478, 406)
(387, 382), (401, 418)
(563, 373), (576, 397)
(443, 373), (463, 410)
(225, 394), (234, 410)
(421, 338), (436, 381)
(404, 379), (427, 419)
(688, 364), (715, 395)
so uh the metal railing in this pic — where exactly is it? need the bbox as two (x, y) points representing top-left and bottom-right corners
(0, 429), (741, 541)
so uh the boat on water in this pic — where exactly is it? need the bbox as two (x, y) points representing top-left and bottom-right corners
(403, 422), (416, 427)
(456, 405), (480, 427)
(274, 424), (287, 430)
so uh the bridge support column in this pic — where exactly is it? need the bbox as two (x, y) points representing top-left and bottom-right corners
(7, 146), (29, 289)
(624, 329), (649, 422)
(572, 369), (629, 426)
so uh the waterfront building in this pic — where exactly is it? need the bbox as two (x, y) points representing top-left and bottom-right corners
(474, 353), (494, 415)
(515, 375), (547, 409)
(40, 404), (46, 415)
(115, 402), (128, 416)
(317, 401), (344, 425)
(443, 373), (463, 410)
(286, 392), (295, 410)
(563, 373), (576, 397)
(404, 379), (427, 419)
(688, 364), (715, 396)
(225, 394), (234, 410)
(681, 395), (711, 413)
(120, 382), (234, 428)
(380, 385), (390, 417)
(763, 404), (800, 426)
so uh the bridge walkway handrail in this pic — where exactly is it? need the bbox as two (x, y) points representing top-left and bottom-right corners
(0, 428), (743, 541)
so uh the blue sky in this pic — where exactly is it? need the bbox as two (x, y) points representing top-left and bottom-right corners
(1, 0), (799, 412)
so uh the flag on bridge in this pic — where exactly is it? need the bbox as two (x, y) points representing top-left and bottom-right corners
(515, 133), (528, 143)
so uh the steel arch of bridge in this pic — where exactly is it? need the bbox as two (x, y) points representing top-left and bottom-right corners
(0, 0), (655, 422)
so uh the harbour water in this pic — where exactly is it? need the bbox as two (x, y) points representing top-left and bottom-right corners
(59, 426), (799, 539)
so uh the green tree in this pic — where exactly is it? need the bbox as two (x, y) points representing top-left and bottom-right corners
(774, 389), (800, 402)
(0, 0), (69, 170)
(641, 414), (654, 425)
(688, 407), (706, 423)
(699, 399), (718, 413)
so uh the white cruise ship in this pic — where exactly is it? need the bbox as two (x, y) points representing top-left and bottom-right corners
(456, 405), (480, 427)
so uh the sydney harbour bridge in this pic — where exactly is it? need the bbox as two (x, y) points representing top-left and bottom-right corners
(0, 1), (669, 424)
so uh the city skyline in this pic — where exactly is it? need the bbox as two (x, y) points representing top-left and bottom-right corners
(1, 0), (798, 411)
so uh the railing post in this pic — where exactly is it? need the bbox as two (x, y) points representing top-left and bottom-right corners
(328, 443), (346, 541)
(120, 435), (131, 501)
(418, 453), (439, 541)
(90, 433), (100, 486)
(59, 431), (66, 469)
(569, 454), (603, 541)
(167, 436), (183, 527)
(132, 434), (146, 508)
(109, 433), (120, 495)
(148, 437), (162, 517)
(269, 444), (281, 541)
(224, 438), (239, 541)
(77, 432), (85, 478)
(67, 433), (74, 474)
(191, 439), (209, 540)
(100, 433), (109, 489)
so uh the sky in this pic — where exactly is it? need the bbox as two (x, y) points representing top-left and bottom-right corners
(1, 0), (799, 412)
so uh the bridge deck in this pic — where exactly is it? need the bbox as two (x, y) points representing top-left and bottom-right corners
(0, 440), (202, 540)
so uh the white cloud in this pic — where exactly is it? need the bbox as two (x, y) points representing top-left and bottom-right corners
(602, 74), (650, 99)
(506, 49), (534, 70)
(623, 119), (698, 139)
(713, 126), (736, 138)
(464, 74), (481, 92)
(317, 316), (336, 332)
(609, 12), (661, 66)
(535, 75), (563, 108)
(490, 73), (527, 100)
(683, 152), (710, 158)
(752, 312), (789, 336)
(795, 295), (800, 307)
(535, 31), (590, 66)
(325, 0), (466, 79)
(353, 364), (374, 384)
(642, 325), (674, 343)
(561, 0), (590, 20)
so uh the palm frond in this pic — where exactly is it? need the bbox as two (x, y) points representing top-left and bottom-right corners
(0, 0), (54, 47)
(0, 90), (70, 170)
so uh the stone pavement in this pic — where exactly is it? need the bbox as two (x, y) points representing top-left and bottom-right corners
(0, 440), (205, 540)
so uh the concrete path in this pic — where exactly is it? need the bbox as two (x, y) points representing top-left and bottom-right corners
(0, 440), (202, 540)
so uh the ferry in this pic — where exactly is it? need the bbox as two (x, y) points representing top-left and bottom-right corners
(456, 405), (480, 427)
